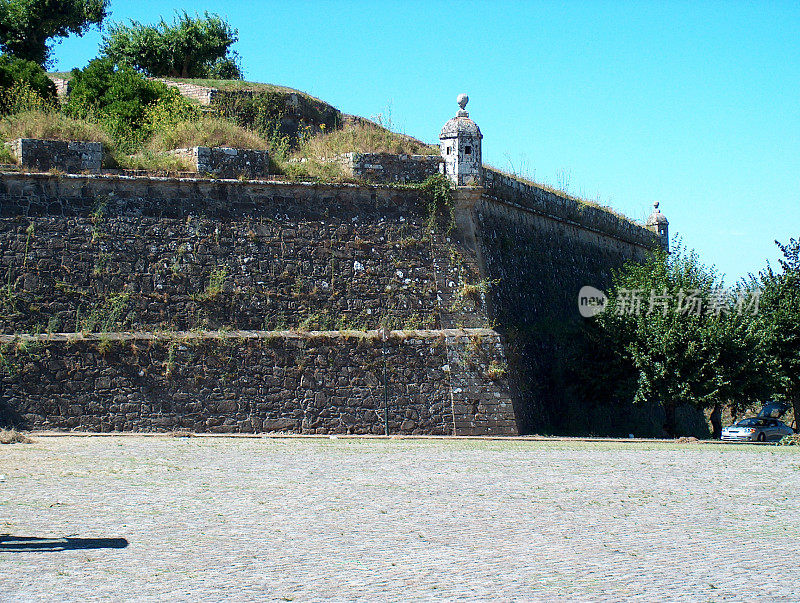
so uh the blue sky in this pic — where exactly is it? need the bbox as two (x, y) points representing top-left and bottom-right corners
(50, 0), (799, 284)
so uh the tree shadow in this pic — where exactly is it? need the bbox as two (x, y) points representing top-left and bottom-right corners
(0, 535), (128, 552)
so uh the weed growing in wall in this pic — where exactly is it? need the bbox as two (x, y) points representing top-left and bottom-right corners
(195, 268), (227, 301)
(77, 292), (131, 334)
(412, 174), (454, 235)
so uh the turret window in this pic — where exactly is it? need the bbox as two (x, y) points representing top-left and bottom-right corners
(465, 146), (472, 155)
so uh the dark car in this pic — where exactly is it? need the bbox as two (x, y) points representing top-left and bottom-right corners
(721, 402), (793, 442)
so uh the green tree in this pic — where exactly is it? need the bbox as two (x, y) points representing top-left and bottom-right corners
(756, 238), (800, 431)
(0, 0), (107, 65)
(585, 245), (772, 437)
(100, 11), (241, 79)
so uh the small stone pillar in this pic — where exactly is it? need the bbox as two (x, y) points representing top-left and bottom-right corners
(646, 201), (669, 252)
(440, 94), (483, 186)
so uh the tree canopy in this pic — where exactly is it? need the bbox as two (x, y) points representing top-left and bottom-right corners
(584, 245), (773, 436)
(100, 11), (241, 79)
(755, 238), (800, 429)
(0, 52), (55, 112)
(0, 0), (107, 65)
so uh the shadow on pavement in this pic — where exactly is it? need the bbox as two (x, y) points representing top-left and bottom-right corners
(0, 535), (128, 552)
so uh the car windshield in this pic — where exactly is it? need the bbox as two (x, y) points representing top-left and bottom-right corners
(735, 418), (766, 427)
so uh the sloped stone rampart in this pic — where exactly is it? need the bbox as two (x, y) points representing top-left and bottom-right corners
(150, 78), (253, 105)
(0, 329), (517, 436)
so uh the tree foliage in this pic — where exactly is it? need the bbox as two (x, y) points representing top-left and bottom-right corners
(584, 244), (773, 436)
(100, 11), (241, 79)
(0, 0), (107, 65)
(0, 52), (55, 112)
(64, 57), (198, 151)
(755, 238), (800, 429)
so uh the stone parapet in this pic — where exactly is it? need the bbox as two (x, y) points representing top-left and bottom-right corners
(169, 146), (270, 178)
(7, 138), (102, 173)
(339, 152), (442, 184)
(482, 168), (658, 248)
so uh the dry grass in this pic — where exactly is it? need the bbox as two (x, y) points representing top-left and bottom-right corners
(0, 428), (31, 444)
(279, 157), (352, 182)
(147, 117), (270, 152)
(0, 110), (112, 146)
(297, 120), (438, 159)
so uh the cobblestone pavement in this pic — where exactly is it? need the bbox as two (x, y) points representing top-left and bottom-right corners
(1, 436), (798, 601)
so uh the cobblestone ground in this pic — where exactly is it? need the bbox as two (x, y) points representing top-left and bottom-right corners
(1, 436), (798, 601)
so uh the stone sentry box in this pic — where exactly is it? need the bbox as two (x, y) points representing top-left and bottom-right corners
(7, 138), (102, 173)
(170, 146), (270, 179)
(440, 94), (483, 186)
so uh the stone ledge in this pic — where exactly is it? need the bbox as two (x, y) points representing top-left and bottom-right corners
(337, 152), (442, 184)
(0, 169), (406, 189)
(0, 327), (499, 344)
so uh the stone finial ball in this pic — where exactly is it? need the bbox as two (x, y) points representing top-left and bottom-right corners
(457, 93), (469, 109)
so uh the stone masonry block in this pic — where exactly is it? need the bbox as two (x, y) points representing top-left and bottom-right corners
(8, 138), (102, 173)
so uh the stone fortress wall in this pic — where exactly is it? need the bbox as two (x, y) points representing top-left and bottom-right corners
(0, 92), (666, 436)
(0, 172), (517, 435)
(1, 329), (514, 435)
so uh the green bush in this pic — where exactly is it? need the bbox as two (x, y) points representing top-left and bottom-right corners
(205, 53), (242, 80)
(65, 58), (199, 151)
(0, 54), (55, 113)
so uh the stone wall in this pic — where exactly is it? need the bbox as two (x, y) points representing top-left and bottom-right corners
(170, 146), (270, 178)
(7, 139), (102, 173)
(339, 153), (442, 184)
(0, 328), (517, 436)
(0, 172), (473, 335)
(0, 167), (666, 436)
(474, 173), (660, 434)
(46, 76), (71, 101)
(152, 78), (262, 106)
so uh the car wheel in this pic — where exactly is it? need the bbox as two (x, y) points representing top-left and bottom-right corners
(757, 432), (766, 442)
